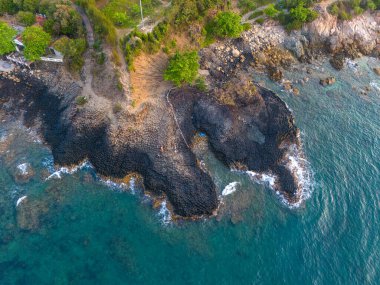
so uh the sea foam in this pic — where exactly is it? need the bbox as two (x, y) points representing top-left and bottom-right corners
(222, 182), (240, 196)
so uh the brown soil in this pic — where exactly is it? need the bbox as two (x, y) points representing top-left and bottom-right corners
(129, 51), (171, 111)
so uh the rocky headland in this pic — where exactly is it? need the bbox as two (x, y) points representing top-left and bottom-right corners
(1, 8), (379, 218)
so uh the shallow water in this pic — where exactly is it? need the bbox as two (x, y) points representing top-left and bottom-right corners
(0, 57), (379, 284)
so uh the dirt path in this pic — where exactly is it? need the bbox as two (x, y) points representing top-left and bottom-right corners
(241, 4), (270, 23)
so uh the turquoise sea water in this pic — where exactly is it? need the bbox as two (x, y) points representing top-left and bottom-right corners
(1, 57), (379, 284)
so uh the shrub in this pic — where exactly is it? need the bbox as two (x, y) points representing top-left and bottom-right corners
(284, 2), (318, 30)
(164, 51), (199, 86)
(353, 5), (364, 14)
(209, 11), (244, 38)
(256, 17), (265, 24)
(0, 21), (16, 55)
(16, 11), (35, 26)
(194, 76), (207, 91)
(264, 4), (280, 17)
(53, 36), (87, 71)
(22, 26), (51, 61)
(238, 0), (256, 14)
(113, 103), (122, 113)
(366, 0), (377, 10)
(330, 3), (339, 15)
(0, 0), (17, 15)
(76, 96), (88, 105)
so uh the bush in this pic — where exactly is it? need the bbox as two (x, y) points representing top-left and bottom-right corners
(113, 103), (122, 113)
(194, 76), (207, 91)
(53, 36), (87, 71)
(238, 0), (256, 14)
(330, 3), (339, 15)
(353, 5), (364, 14)
(284, 2), (318, 30)
(76, 96), (88, 105)
(256, 17), (265, 24)
(0, 21), (16, 55)
(366, 0), (377, 9)
(264, 4), (280, 17)
(22, 26), (51, 61)
(0, 0), (18, 15)
(209, 11), (244, 38)
(164, 51), (199, 86)
(16, 11), (35, 26)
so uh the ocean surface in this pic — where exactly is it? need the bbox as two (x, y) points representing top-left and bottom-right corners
(0, 57), (379, 285)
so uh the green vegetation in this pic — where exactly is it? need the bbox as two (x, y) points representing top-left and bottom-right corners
(16, 11), (35, 25)
(164, 51), (199, 86)
(102, 0), (160, 28)
(53, 36), (86, 71)
(76, 0), (117, 46)
(167, 0), (225, 26)
(43, 4), (83, 37)
(22, 26), (51, 61)
(210, 12), (244, 38)
(263, 4), (280, 18)
(194, 76), (207, 91)
(0, 0), (17, 15)
(278, 2), (318, 30)
(124, 21), (169, 69)
(76, 95), (88, 105)
(0, 21), (16, 55)
(238, 0), (256, 14)
(113, 102), (122, 113)
(329, 0), (379, 20)
(204, 11), (244, 44)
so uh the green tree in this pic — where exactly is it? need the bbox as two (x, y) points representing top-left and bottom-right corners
(286, 2), (318, 29)
(53, 36), (86, 71)
(330, 3), (339, 15)
(366, 0), (376, 9)
(211, 11), (244, 38)
(16, 11), (35, 25)
(0, 0), (17, 15)
(22, 26), (51, 61)
(22, 0), (39, 12)
(264, 4), (280, 18)
(51, 4), (83, 36)
(0, 21), (16, 55)
(164, 51), (200, 86)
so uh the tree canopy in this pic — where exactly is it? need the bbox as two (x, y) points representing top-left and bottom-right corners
(54, 36), (86, 71)
(210, 11), (244, 38)
(164, 51), (199, 86)
(0, 21), (16, 55)
(22, 26), (51, 61)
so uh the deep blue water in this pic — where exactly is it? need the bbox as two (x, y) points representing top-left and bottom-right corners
(0, 57), (379, 284)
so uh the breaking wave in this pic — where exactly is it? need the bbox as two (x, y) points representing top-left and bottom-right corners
(222, 182), (240, 196)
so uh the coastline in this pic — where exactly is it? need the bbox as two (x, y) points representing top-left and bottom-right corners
(1, 9), (379, 219)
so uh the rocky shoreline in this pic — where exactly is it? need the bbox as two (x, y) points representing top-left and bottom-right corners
(1, 10), (379, 218)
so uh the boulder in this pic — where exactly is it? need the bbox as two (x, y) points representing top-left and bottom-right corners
(320, 76), (336, 86)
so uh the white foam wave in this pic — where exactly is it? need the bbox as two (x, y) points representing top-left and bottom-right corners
(46, 161), (93, 180)
(246, 171), (277, 188)
(17, 163), (31, 175)
(16, 195), (27, 207)
(158, 200), (172, 225)
(222, 182), (240, 196)
(346, 58), (359, 73)
(370, 82), (380, 93)
(100, 178), (130, 192)
(280, 144), (314, 208)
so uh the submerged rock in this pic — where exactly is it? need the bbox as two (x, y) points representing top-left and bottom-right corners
(14, 163), (35, 184)
(320, 77), (336, 86)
